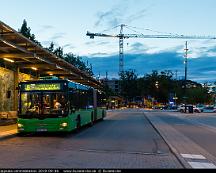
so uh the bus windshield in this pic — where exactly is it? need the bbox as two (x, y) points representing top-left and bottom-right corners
(20, 92), (68, 118)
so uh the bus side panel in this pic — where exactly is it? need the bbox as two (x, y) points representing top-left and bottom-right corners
(76, 109), (93, 127)
(68, 113), (78, 131)
(96, 108), (106, 120)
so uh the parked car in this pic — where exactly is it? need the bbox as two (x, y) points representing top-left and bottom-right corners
(196, 104), (205, 112)
(202, 106), (216, 113)
(178, 105), (201, 113)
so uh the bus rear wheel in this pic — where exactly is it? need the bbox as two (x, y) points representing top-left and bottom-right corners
(90, 112), (94, 126)
(76, 115), (81, 129)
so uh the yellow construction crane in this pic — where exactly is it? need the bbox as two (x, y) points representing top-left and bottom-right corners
(86, 24), (216, 75)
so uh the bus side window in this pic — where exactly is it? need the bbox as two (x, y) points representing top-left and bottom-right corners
(68, 101), (75, 113)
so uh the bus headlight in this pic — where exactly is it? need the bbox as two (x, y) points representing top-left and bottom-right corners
(17, 123), (23, 128)
(61, 122), (68, 127)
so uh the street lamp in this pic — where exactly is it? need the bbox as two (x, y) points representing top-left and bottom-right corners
(155, 81), (159, 89)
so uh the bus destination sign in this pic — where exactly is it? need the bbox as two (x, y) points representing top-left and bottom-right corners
(24, 83), (61, 91)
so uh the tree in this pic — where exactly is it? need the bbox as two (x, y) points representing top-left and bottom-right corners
(136, 70), (174, 103)
(18, 20), (93, 76)
(19, 19), (41, 46)
(119, 69), (138, 102)
(63, 53), (94, 76)
(53, 46), (64, 59)
(19, 19), (31, 38)
(47, 42), (55, 52)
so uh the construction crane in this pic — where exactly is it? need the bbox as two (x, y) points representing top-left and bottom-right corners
(86, 24), (216, 75)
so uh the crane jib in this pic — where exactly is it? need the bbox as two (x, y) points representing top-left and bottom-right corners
(86, 26), (216, 75)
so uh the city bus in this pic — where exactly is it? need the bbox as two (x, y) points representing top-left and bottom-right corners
(17, 77), (106, 134)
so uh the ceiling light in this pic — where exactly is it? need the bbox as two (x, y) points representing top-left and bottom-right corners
(3, 58), (14, 63)
(31, 67), (38, 71)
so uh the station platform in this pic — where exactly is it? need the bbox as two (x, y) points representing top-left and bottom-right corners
(0, 120), (17, 140)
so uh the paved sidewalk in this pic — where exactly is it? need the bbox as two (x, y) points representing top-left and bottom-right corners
(144, 111), (216, 169)
(0, 124), (17, 140)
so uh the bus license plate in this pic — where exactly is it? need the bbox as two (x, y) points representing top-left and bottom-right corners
(37, 128), (47, 132)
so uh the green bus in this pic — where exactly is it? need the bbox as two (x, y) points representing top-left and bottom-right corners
(17, 77), (106, 133)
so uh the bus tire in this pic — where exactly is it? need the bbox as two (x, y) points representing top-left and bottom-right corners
(90, 112), (94, 126)
(17, 132), (26, 137)
(76, 115), (81, 129)
(102, 110), (105, 119)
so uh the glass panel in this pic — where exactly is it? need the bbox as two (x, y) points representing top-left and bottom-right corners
(21, 92), (41, 116)
(42, 92), (68, 115)
(69, 89), (93, 110)
(20, 92), (68, 118)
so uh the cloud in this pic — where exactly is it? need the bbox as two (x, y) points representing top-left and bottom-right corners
(41, 41), (59, 48)
(85, 41), (95, 45)
(89, 52), (109, 57)
(126, 9), (148, 23)
(36, 25), (55, 34)
(94, 1), (151, 29)
(41, 25), (54, 30)
(84, 51), (216, 83)
(50, 32), (66, 40)
(96, 41), (110, 46)
(62, 44), (75, 49)
(94, 7), (123, 28)
(41, 40), (52, 47)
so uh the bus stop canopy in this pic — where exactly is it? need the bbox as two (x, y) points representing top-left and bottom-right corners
(0, 20), (102, 89)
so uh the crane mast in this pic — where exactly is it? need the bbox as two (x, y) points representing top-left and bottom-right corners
(119, 24), (125, 74)
(86, 24), (216, 76)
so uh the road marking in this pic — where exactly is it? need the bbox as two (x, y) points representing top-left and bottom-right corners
(188, 162), (216, 169)
(181, 154), (206, 160)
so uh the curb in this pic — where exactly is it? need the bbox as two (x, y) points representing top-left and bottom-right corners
(143, 112), (191, 169)
(0, 130), (17, 141)
(0, 133), (17, 141)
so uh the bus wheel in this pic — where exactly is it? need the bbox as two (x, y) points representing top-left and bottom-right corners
(76, 115), (81, 129)
(17, 132), (26, 137)
(102, 110), (105, 119)
(90, 112), (94, 126)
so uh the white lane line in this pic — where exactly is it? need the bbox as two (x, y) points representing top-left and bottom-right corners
(181, 154), (206, 160)
(188, 162), (216, 169)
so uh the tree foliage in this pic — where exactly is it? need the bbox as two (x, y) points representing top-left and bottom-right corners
(119, 70), (139, 101)
(18, 19), (42, 46)
(64, 53), (94, 76)
(18, 20), (94, 76)
(119, 69), (213, 105)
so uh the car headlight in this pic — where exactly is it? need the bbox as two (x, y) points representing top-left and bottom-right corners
(17, 123), (23, 128)
(61, 122), (68, 127)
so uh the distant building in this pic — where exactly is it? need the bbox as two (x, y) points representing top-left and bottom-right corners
(101, 78), (120, 93)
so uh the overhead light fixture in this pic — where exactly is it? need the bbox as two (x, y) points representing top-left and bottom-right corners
(56, 65), (63, 70)
(49, 73), (53, 76)
(3, 58), (14, 63)
(31, 67), (38, 71)
(2, 40), (17, 49)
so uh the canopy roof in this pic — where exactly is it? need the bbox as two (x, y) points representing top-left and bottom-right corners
(0, 20), (102, 89)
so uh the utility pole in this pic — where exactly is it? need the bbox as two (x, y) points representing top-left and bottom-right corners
(184, 41), (189, 82)
(184, 41), (189, 112)
(175, 70), (178, 80)
(105, 71), (108, 80)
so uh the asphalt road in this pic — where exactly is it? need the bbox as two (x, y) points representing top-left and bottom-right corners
(0, 109), (182, 169)
(156, 111), (216, 158)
